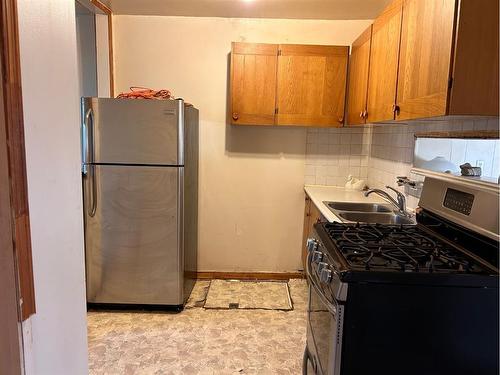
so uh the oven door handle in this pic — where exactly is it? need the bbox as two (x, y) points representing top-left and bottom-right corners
(306, 251), (338, 315)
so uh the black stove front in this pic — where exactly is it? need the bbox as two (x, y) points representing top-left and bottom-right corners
(305, 218), (499, 375)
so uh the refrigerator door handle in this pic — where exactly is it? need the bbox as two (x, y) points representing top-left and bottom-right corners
(88, 164), (97, 217)
(82, 105), (97, 217)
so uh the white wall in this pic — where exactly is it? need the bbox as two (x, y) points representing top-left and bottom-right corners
(17, 1), (88, 374)
(113, 16), (371, 272)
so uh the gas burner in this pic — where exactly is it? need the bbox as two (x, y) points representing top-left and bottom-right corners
(324, 222), (482, 273)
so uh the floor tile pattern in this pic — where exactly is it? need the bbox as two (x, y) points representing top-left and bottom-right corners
(88, 279), (308, 375)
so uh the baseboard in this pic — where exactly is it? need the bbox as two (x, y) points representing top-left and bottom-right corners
(195, 271), (305, 281)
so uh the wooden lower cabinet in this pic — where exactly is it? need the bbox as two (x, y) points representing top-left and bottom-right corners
(302, 196), (324, 270)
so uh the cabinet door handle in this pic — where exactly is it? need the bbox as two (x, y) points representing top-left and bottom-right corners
(359, 111), (364, 118)
(363, 110), (368, 118)
(232, 113), (239, 121)
(392, 105), (400, 115)
(338, 116), (344, 123)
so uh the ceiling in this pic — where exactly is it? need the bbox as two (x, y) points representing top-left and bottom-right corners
(100, 0), (391, 20)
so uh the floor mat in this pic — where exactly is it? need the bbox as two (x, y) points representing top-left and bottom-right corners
(184, 280), (210, 309)
(204, 279), (293, 311)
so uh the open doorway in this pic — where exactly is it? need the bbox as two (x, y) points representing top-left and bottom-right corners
(75, 0), (113, 98)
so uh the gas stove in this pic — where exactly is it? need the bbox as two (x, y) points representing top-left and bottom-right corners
(304, 175), (499, 375)
(322, 222), (489, 274)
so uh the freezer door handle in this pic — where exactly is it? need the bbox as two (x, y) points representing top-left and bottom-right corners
(82, 107), (94, 174)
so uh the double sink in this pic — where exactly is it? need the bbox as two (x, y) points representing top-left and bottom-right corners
(323, 201), (415, 225)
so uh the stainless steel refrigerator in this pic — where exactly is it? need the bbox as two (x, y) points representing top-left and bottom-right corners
(81, 98), (198, 308)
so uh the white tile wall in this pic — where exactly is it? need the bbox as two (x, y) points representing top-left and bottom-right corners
(305, 117), (500, 209)
(305, 126), (372, 186)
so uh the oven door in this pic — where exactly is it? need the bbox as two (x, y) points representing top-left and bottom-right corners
(306, 251), (344, 375)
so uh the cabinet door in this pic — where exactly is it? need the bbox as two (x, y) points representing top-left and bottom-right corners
(346, 26), (372, 126)
(396, 0), (456, 120)
(366, 0), (403, 123)
(230, 42), (278, 125)
(276, 44), (348, 127)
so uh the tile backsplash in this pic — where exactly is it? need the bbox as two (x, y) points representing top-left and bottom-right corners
(305, 117), (499, 209)
(305, 126), (372, 186)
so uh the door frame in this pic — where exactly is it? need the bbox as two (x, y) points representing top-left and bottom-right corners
(77, 0), (114, 96)
(0, 33), (22, 375)
(1, 0), (36, 372)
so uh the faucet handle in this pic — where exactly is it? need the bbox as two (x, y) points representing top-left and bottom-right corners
(397, 176), (417, 187)
(385, 186), (407, 214)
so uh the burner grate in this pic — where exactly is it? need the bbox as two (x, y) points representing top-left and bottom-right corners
(324, 222), (481, 273)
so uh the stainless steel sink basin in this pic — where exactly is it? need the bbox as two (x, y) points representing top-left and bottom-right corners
(325, 202), (392, 213)
(338, 212), (415, 225)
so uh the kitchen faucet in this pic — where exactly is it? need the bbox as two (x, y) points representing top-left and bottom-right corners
(364, 186), (409, 217)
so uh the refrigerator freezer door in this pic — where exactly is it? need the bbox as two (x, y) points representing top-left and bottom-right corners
(84, 165), (184, 305)
(82, 98), (184, 166)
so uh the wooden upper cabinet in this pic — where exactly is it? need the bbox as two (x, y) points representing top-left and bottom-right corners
(395, 0), (498, 120)
(395, 0), (456, 120)
(346, 25), (372, 126)
(276, 44), (349, 127)
(448, 0), (499, 116)
(230, 42), (278, 126)
(366, 0), (403, 123)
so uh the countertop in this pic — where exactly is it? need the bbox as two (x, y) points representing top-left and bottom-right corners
(304, 185), (387, 223)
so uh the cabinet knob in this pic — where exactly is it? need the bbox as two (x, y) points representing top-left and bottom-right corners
(392, 105), (400, 115)
(232, 113), (239, 121)
(363, 110), (368, 119)
(359, 111), (364, 118)
(338, 116), (344, 123)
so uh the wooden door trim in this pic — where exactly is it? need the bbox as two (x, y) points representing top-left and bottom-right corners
(0, 15), (22, 375)
(1, 0), (28, 373)
(1, 0), (36, 321)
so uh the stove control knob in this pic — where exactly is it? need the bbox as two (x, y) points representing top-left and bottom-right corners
(318, 262), (328, 273)
(312, 250), (323, 263)
(320, 267), (333, 284)
(306, 238), (318, 252)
